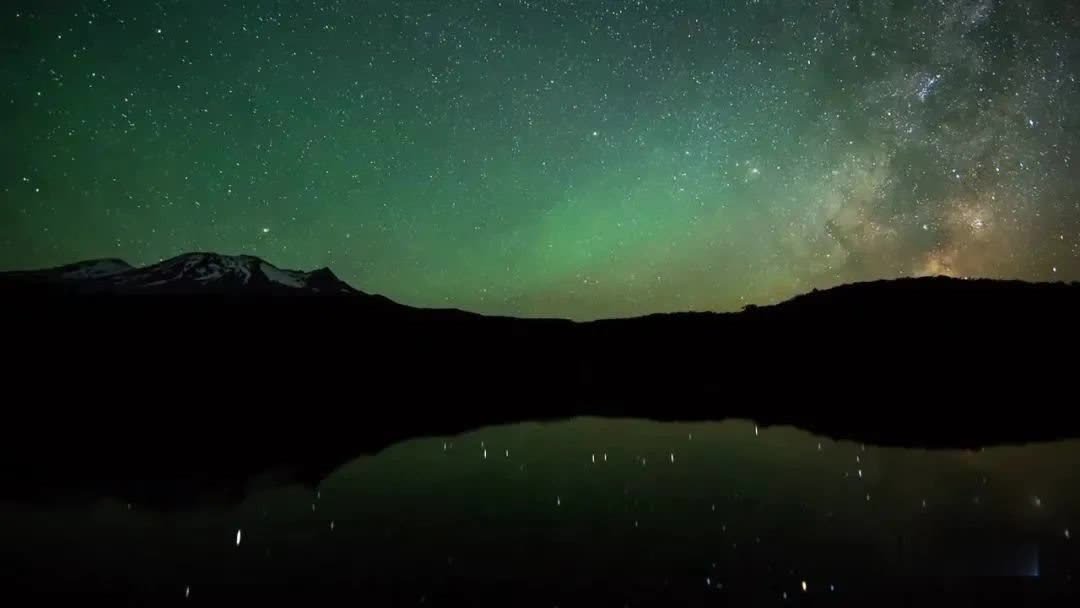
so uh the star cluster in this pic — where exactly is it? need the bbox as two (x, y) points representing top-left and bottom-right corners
(2, 1), (1078, 318)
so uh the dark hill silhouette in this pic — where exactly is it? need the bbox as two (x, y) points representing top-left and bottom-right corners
(2, 253), (1079, 507)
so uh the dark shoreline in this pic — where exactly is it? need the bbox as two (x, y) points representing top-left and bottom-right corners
(4, 275), (1080, 508)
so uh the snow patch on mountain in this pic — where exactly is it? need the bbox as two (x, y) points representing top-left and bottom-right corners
(178, 254), (256, 284)
(260, 263), (306, 288)
(118, 253), (262, 285)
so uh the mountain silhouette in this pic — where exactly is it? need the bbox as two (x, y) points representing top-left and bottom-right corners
(2, 253), (1078, 507)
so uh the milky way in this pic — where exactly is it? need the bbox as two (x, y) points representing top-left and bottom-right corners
(2, 1), (1078, 318)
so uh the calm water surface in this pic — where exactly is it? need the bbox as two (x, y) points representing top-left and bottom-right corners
(4, 419), (1079, 602)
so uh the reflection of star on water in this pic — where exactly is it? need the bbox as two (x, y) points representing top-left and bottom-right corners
(1028, 547), (1040, 577)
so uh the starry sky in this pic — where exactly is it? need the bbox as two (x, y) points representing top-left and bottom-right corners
(2, 1), (1078, 319)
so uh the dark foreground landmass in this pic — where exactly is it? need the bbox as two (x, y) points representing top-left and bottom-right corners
(2, 253), (1080, 507)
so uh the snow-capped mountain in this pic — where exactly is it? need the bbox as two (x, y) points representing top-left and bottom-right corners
(1, 252), (360, 295)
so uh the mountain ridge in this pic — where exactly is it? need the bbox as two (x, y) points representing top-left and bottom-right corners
(0, 252), (365, 296)
(4, 251), (1079, 322)
(4, 250), (1078, 407)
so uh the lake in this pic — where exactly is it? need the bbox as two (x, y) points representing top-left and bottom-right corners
(4, 418), (1078, 603)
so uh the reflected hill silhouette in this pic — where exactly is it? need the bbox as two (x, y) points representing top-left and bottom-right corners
(2, 255), (1079, 508)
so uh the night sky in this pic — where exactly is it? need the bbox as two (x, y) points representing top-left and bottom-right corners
(2, 1), (1078, 319)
